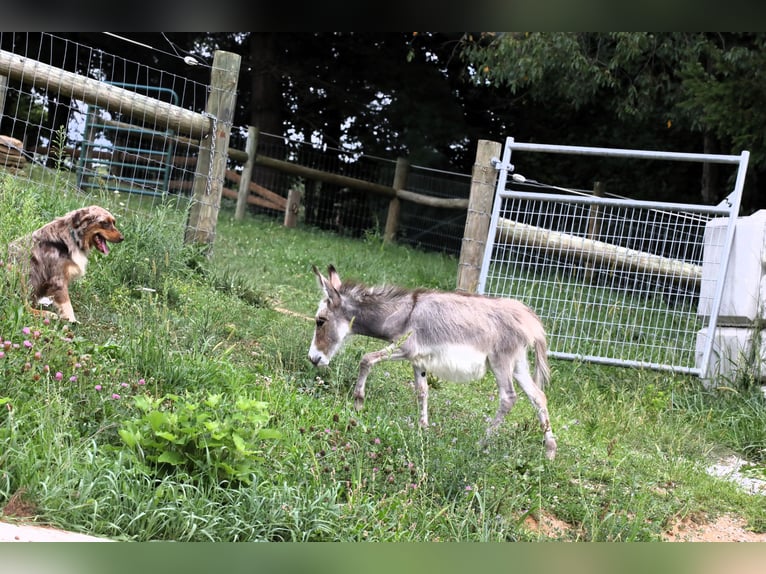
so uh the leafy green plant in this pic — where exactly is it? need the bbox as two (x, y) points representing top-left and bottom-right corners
(118, 392), (282, 484)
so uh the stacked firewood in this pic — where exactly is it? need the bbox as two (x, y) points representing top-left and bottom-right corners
(0, 135), (27, 172)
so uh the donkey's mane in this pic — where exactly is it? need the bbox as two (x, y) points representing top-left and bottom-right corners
(340, 280), (430, 303)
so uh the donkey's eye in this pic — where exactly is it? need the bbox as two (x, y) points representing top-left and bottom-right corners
(316, 317), (326, 328)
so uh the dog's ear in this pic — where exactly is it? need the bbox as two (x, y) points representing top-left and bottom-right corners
(70, 209), (86, 230)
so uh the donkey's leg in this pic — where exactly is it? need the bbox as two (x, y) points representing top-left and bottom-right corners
(412, 365), (429, 427)
(513, 355), (557, 460)
(480, 356), (518, 447)
(354, 344), (406, 411)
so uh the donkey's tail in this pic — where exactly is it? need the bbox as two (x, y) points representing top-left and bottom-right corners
(533, 337), (551, 389)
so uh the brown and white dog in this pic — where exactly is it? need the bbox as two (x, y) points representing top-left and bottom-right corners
(6, 205), (124, 322)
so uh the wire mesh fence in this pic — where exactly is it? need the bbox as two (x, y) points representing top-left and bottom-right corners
(0, 32), (209, 220)
(479, 138), (749, 375)
(239, 131), (471, 253)
(1, 32), (472, 258)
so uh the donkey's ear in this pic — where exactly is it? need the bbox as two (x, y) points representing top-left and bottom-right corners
(312, 264), (328, 289)
(313, 265), (340, 302)
(327, 265), (342, 291)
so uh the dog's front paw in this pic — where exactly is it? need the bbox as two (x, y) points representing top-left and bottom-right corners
(27, 304), (59, 321)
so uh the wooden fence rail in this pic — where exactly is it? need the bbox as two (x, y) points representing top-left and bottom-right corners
(495, 218), (703, 288)
(0, 50), (209, 138)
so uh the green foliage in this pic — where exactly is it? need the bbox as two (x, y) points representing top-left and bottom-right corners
(118, 392), (281, 485)
(458, 32), (766, 207)
(679, 34), (766, 168)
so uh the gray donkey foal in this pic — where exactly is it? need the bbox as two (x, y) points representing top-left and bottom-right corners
(308, 265), (557, 460)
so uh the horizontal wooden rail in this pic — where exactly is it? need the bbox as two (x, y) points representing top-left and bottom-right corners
(495, 218), (702, 287)
(255, 154), (467, 209)
(0, 50), (210, 138)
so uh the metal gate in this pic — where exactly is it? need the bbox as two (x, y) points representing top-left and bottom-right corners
(478, 137), (750, 377)
(76, 83), (179, 198)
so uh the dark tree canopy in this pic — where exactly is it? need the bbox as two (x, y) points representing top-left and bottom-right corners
(3, 32), (764, 212)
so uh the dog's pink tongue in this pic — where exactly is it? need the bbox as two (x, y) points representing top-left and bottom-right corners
(95, 235), (109, 255)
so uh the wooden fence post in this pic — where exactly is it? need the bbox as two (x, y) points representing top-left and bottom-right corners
(235, 125), (258, 222)
(384, 157), (409, 243)
(583, 181), (605, 284)
(283, 187), (303, 228)
(456, 139), (502, 293)
(184, 50), (241, 248)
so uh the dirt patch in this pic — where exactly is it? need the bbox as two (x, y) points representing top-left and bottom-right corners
(522, 509), (766, 542)
(663, 513), (766, 542)
(523, 510), (579, 539)
(2, 487), (37, 519)
(659, 453), (766, 542)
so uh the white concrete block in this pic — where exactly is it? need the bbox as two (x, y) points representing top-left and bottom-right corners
(698, 210), (766, 325)
(696, 326), (766, 387)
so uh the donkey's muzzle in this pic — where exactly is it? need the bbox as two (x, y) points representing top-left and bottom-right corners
(308, 351), (330, 367)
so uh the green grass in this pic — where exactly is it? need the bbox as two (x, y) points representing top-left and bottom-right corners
(1, 175), (766, 541)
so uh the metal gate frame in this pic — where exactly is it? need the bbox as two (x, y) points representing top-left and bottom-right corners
(478, 137), (750, 377)
(76, 83), (179, 198)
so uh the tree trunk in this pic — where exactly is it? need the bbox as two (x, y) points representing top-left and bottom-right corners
(701, 132), (718, 203)
(248, 33), (284, 210)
